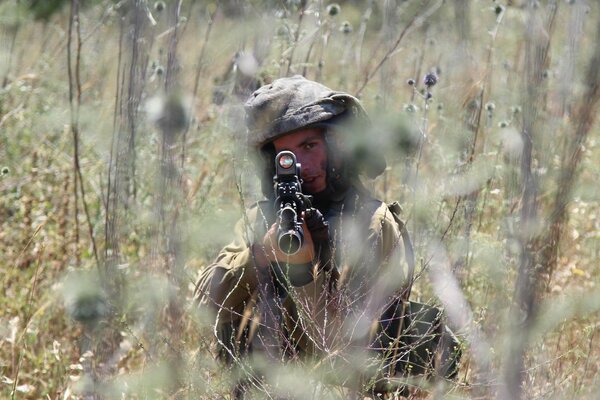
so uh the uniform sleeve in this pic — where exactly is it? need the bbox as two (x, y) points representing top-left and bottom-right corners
(194, 211), (264, 324)
(368, 203), (405, 272)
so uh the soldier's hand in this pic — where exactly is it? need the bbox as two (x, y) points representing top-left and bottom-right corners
(261, 219), (315, 265)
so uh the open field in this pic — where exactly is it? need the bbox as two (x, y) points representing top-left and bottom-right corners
(1, 0), (600, 398)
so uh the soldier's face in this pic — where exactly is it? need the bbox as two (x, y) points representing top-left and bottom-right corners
(273, 128), (328, 194)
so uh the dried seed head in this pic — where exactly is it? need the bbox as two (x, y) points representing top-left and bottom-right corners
(155, 65), (164, 76)
(407, 78), (415, 86)
(68, 292), (109, 324)
(327, 3), (341, 17)
(495, 5), (504, 15)
(277, 25), (289, 38)
(1, 166), (9, 176)
(154, 1), (165, 12)
(485, 102), (496, 112)
(423, 72), (438, 88)
(499, 121), (509, 128)
(511, 106), (522, 114)
(404, 104), (419, 113)
(426, 92), (433, 100)
(467, 98), (480, 111)
(63, 272), (109, 326)
(147, 94), (190, 136)
(340, 21), (353, 34)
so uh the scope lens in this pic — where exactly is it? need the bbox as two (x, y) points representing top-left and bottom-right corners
(279, 154), (294, 169)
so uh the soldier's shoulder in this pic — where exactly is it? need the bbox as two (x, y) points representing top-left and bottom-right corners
(244, 199), (273, 226)
(367, 199), (406, 233)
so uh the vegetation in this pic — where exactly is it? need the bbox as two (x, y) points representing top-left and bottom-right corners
(1, 0), (600, 398)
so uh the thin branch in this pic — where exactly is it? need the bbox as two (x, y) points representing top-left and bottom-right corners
(68, 0), (100, 268)
(355, 0), (443, 97)
(67, 0), (81, 265)
(182, 4), (219, 170)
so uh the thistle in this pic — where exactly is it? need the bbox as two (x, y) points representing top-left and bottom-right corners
(423, 72), (438, 88)
(340, 21), (353, 34)
(326, 3), (341, 17)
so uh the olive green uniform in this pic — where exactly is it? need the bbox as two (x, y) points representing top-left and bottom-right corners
(194, 75), (459, 394)
(194, 186), (408, 357)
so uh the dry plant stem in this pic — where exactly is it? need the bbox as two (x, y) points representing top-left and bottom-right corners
(211, 157), (267, 393)
(106, 0), (151, 279)
(558, 1), (585, 117)
(537, 20), (600, 288)
(576, 326), (597, 396)
(353, 0), (373, 71)
(285, 4), (306, 76)
(453, 0), (472, 54)
(14, 221), (46, 269)
(0, 103), (24, 129)
(412, 198), (461, 304)
(378, 0), (399, 109)
(184, 4), (218, 169)
(315, 14), (331, 82)
(25, 245), (45, 323)
(67, 0), (81, 265)
(155, 2), (186, 387)
(104, 16), (124, 269)
(501, 3), (558, 399)
(467, 11), (504, 164)
(58, 176), (70, 267)
(410, 93), (431, 245)
(1, 23), (19, 88)
(458, 11), (505, 275)
(39, 1), (123, 70)
(11, 232), (45, 397)
(302, 3), (323, 78)
(67, 0), (100, 267)
(98, 1), (154, 393)
(80, 1), (127, 44)
(165, 0), (182, 92)
(355, 0), (443, 97)
(477, 145), (503, 231)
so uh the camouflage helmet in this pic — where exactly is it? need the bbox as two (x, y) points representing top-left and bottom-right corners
(244, 75), (386, 197)
(245, 75), (368, 148)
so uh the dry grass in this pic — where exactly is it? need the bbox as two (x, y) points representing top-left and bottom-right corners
(1, 0), (600, 399)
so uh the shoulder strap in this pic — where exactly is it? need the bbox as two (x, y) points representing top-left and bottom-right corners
(387, 201), (415, 301)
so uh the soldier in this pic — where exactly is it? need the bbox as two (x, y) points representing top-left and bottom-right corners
(195, 75), (457, 397)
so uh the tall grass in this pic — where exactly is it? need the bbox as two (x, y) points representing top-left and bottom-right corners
(1, 0), (600, 399)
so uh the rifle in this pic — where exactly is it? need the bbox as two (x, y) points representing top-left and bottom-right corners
(273, 151), (309, 255)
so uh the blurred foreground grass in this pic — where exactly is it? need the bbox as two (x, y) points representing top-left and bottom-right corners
(1, 0), (600, 398)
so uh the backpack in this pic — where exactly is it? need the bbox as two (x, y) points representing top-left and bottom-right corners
(370, 202), (461, 389)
